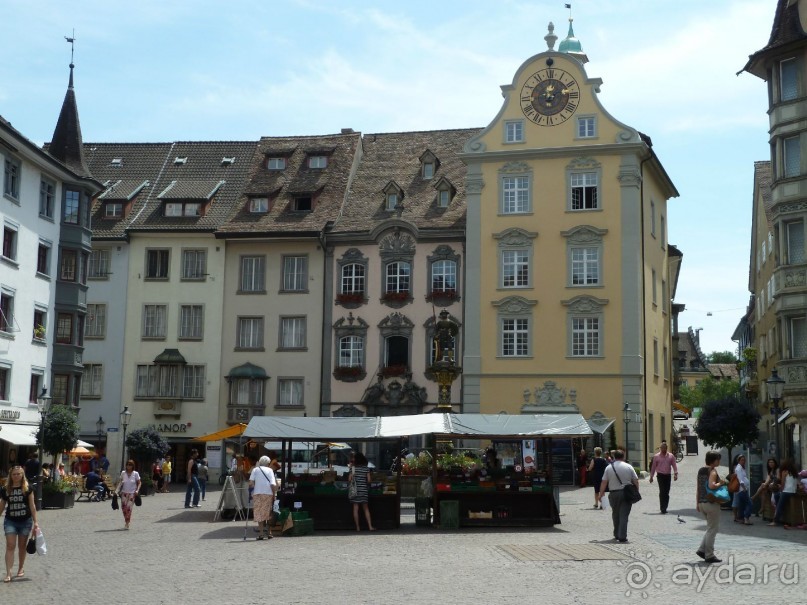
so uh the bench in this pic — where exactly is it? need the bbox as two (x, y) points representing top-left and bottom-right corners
(75, 477), (110, 502)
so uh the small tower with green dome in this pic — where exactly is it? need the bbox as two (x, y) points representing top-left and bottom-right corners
(557, 6), (588, 64)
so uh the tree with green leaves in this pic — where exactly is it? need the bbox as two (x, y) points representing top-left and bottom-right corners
(679, 376), (740, 413)
(125, 427), (169, 470)
(37, 404), (80, 467)
(707, 351), (738, 364)
(694, 395), (760, 465)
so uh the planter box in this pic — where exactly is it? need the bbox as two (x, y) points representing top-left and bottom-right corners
(42, 491), (75, 509)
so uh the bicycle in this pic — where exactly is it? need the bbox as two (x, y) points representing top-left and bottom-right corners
(673, 439), (685, 463)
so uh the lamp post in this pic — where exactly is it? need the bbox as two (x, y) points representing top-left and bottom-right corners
(119, 407), (132, 472)
(36, 388), (52, 511)
(766, 368), (786, 459)
(96, 415), (106, 451)
(623, 402), (631, 458)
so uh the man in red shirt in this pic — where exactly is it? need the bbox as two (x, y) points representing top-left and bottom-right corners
(649, 441), (679, 514)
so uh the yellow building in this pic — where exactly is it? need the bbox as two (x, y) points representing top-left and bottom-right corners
(461, 22), (679, 467)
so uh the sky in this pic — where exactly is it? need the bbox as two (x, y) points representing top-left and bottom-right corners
(0, 0), (775, 356)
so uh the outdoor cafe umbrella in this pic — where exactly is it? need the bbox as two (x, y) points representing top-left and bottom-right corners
(67, 446), (92, 456)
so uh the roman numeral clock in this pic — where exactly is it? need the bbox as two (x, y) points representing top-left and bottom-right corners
(520, 64), (579, 126)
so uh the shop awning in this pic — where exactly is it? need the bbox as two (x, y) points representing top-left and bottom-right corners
(586, 417), (616, 434)
(0, 423), (38, 446)
(76, 439), (94, 448)
(192, 423), (248, 442)
(244, 413), (593, 441)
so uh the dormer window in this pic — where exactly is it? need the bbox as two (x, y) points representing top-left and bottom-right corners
(249, 197), (269, 213)
(293, 196), (313, 212)
(433, 177), (455, 209)
(419, 150), (439, 179)
(104, 202), (123, 218)
(267, 157), (286, 170)
(165, 201), (202, 217)
(221, 157), (236, 166)
(110, 158), (123, 167)
(382, 181), (404, 212)
(308, 156), (327, 169)
(174, 157), (188, 165)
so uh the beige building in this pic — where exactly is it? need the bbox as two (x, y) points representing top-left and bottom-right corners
(461, 22), (679, 466)
(742, 0), (807, 466)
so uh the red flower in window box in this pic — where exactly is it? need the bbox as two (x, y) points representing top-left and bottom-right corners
(336, 292), (365, 304)
(381, 364), (408, 378)
(333, 366), (364, 380)
(426, 288), (457, 302)
(381, 291), (410, 303)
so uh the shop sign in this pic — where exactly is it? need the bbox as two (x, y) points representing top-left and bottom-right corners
(0, 410), (21, 421)
(149, 423), (188, 433)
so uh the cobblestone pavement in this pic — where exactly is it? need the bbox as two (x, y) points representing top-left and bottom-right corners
(7, 430), (807, 605)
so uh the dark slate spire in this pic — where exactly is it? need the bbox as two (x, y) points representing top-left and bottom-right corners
(50, 38), (91, 178)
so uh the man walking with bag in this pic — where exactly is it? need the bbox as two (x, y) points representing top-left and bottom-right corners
(649, 441), (678, 514)
(599, 449), (639, 543)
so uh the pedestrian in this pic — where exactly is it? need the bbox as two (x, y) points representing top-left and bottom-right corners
(23, 452), (40, 482)
(576, 448), (588, 487)
(185, 450), (201, 508)
(696, 450), (726, 564)
(770, 459), (798, 528)
(0, 465), (39, 582)
(198, 459), (209, 501)
(152, 460), (163, 494)
(115, 460), (141, 530)
(732, 454), (753, 525)
(648, 441), (678, 514)
(598, 449), (638, 543)
(587, 447), (608, 509)
(752, 458), (779, 520)
(349, 452), (375, 531)
(161, 455), (172, 493)
(55, 462), (66, 482)
(248, 456), (277, 540)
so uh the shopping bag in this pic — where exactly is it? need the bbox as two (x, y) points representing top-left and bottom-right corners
(282, 514), (294, 534)
(111, 492), (119, 510)
(25, 535), (36, 555)
(272, 498), (280, 514)
(601, 494), (610, 510)
(35, 527), (47, 555)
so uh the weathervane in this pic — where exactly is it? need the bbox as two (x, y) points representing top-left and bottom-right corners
(65, 29), (76, 66)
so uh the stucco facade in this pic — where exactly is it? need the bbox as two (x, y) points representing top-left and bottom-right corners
(462, 25), (678, 466)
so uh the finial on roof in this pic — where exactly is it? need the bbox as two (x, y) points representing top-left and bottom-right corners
(545, 22), (558, 50)
(65, 30), (76, 88)
(558, 5), (589, 64)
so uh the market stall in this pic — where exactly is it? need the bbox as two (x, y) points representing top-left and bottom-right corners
(242, 413), (592, 530)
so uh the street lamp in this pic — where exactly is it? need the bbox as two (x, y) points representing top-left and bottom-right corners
(120, 407), (132, 471)
(36, 388), (52, 511)
(96, 415), (106, 450)
(623, 402), (631, 457)
(766, 367), (786, 459)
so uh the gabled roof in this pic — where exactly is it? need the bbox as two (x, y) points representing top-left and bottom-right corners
(84, 141), (258, 237)
(217, 132), (361, 236)
(332, 128), (480, 235)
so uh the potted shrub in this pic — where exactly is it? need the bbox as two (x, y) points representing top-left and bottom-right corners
(42, 480), (75, 509)
(140, 475), (155, 496)
(33, 324), (46, 340)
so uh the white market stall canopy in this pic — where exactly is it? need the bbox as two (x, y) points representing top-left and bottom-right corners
(244, 413), (592, 442)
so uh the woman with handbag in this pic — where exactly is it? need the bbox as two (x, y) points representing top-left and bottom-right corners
(248, 456), (277, 540)
(0, 466), (39, 582)
(349, 452), (375, 531)
(116, 460), (141, 530)
(752, 458), (779, 520)
(696, 451), (726, 564)
(770, 459), (798, 527)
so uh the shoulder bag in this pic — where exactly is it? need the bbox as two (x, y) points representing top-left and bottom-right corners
(705, 470), (730, 504)
(612, 462), (642, 504)
(348, 473), (358, 499)
(727, 473), (740, 493)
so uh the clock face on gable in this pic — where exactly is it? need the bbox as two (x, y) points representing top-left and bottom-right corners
(520, 67), (580, 126)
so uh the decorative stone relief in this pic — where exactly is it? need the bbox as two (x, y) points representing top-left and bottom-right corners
(561, 295), (609, 313)
(617, 168), (642, 188)
(784, 270), (807, 288)
(786, 365), (807, 384)
(492, 295), (537, 315)
(466, 178), (485, 193)
(779, 201), (807, 214)
(362, 375), (428, 408)
(332, 405), (364, 417)
(499, 161), (531, 174)
(493, 227), (538, 247)
(561, 225), (608, 244)
(379, 229), (416, 259)
(520, 380), (580, 413)
(378, 312), (414, 333)
(566, 157), (601, 171)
